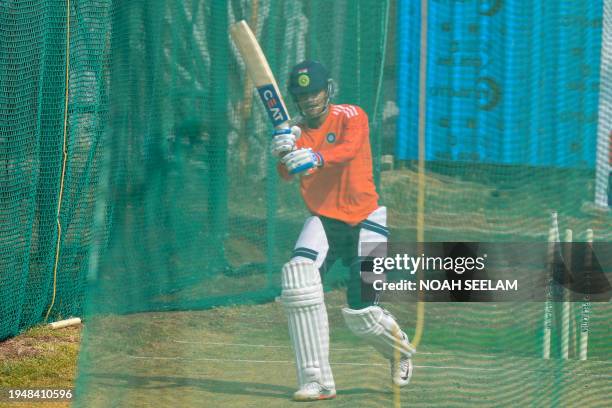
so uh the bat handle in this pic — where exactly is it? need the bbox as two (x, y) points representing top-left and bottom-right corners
(274, 122), (291, 131)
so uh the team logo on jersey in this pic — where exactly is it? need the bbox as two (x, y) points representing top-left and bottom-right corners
(326, 132), (336, 143)
(298, 74), (310, 87)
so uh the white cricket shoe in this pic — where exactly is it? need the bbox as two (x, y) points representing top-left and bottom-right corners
(293, 382), (336, 401)
(391, 355), (413, 387)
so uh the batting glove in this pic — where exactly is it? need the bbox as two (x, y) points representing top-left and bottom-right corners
(271, 125), (301, 157)
(281, 148), (324, 175)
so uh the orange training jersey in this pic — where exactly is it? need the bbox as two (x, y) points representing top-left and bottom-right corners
(278, 104), (379, 225)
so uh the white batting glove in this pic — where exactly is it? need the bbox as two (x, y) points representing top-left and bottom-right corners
(271, 126), (301, 157)
(281, 148), (324, 175)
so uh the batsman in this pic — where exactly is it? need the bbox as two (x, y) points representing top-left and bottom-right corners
(273, 60), (415, 401)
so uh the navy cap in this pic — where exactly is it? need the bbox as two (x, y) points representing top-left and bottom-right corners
(288, 60), (330, 96)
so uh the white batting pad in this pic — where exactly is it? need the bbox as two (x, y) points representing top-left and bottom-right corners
(342, 305), (415, 360)
(281, 260), (334, 389)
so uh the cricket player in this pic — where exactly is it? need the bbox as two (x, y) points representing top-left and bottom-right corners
(272, 60), (415, 401)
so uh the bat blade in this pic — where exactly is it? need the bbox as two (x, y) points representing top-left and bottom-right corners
(230, 20), (291, 129)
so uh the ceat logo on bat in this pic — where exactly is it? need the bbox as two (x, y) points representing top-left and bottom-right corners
(257, 84), (289, 126)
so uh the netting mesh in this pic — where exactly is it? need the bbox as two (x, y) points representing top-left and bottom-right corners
(0, 0), (610, 406)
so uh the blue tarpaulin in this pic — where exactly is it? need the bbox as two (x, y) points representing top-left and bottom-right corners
(396, 0), (603, 168)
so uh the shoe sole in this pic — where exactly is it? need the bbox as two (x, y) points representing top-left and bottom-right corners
(293, 394), (337, 402)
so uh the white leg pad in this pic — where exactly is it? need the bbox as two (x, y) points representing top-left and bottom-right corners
(281, 260), (334, 389)
(342, 306), (415, 360)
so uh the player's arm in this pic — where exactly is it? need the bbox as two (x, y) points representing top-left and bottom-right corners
(281, 131), (366, 173)
(276, 161), (294, 180)
(280, 125), (367, 175)
(282, 108), (369, 174)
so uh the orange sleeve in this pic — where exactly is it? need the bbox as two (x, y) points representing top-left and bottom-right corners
(320, 110), (369, 166)
(276, 161), (293, 181)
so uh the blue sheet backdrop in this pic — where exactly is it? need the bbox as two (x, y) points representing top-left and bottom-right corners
(396, 0), (603, 168)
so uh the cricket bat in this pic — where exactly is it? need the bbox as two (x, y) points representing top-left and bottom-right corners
(230, 20), (291, 130)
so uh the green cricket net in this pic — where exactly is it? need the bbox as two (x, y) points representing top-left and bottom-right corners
(1, 1), (610, 407)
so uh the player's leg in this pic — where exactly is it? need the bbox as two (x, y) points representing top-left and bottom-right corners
(342, 305), (415, 386)
(290, 216), (329, 270)
(342, 206), (416, 386)
(281, 217), (335, 401)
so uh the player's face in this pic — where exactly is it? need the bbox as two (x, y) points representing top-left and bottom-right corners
(295, 89), (328, 119)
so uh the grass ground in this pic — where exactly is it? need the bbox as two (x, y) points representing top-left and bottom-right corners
(1, 291), (610, 407)
(0, 325), (81, 408)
